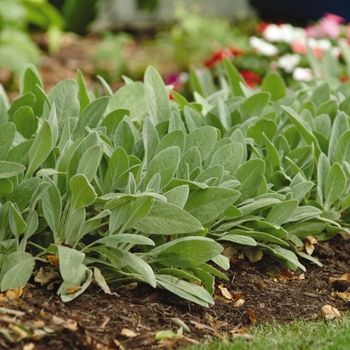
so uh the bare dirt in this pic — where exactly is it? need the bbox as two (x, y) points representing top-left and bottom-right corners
(1, 33), (350, 350)
(0, 235), (349, 350)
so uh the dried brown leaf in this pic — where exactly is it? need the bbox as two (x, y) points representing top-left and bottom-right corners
(321, 305), (341, 320)
(247, 308), (257, 324)
(120, 328), (138, 338)
(5, 285), (23, 300)
(45, 255), (59, 267)
(332, 291), (350, 301)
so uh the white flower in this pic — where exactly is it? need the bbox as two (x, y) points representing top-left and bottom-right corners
(277, 54), (301, 73)
(307, 38), (332, 51)
(293, 67), (314, 81)
(249, 36), (278, 56)
(263, 23), (306, 43)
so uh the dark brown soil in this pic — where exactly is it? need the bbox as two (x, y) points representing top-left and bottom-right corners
(0, 235), (349, 350)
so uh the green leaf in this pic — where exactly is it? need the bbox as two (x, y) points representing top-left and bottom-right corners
(223, 56), (245, 97)
(110, 247), (156, 287)
(334, 130), (350, 165)
(261, 244), (306, 271)
(114, 119), (136, 155)
(247, 119), (277, 145)
(77, 69), (91, 114)
(155, 129), (185, 157)
(185, 126), (217, 161)
(57, 245), (85, 281)
(152, 237), (223, 268)
(209, 142), (243, 174)
(100, 108), (129, 136)
(73, 96), (109, 140)
(283, 106), (321, 159)
(64, 207), (86, 244)
(324, 162), (346, 209)
(163, 185), (189, 208)
(218, 233), (257, 246)
(47, 79), (79, 121)
(238, 197), (281, 216)
(328, 112), (348, 163)
(290, 181), (314, 202)
(59, 266), (92, 302)
(226, 229), (289, 246)
(310, 82), (331, 107)
(240, 92), (270, 121)
(266, 200), (299, 226)
(25, 120), (53, 179)
(8, 93), (36, 119)
(13, 107), (36, 140)
(103, 147), (129, 193)
(261, 71), (286, 101)
(42, 179), (62, 237)
(133, 200), (203, 234)
(70, 174), (97, 210)
(19, 64), (44, 117)
(142, 146), (180, 191)
(144, 66), (171, 124)
(0, 122), (16, 160)
(184, 187), (240, 224)
(284, 206), (322, 223)
(156, 274), (214, 307)
(108, 82), (146, 121)
(9, 203), (27, 236)
(143, 117), (160, 166)
(91, 234), (155, 249)
(76, 145), (103, 182)
(0, 161), (26, 179)
(0, 179), (12, 198)
(233, 159), (266, 202)
(0, 252), (35, 291)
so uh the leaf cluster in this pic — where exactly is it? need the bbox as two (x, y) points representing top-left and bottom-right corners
(0, 61), (349, 306)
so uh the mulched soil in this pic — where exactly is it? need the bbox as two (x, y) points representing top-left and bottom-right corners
(1, 234), (350, 349)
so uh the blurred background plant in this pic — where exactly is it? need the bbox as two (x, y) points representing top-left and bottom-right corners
(0, 0), (63, 75)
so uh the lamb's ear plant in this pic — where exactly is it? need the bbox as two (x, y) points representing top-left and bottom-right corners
(0, 62), (349, 306)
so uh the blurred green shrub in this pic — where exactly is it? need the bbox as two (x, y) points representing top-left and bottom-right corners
(0, 0), (63, 74)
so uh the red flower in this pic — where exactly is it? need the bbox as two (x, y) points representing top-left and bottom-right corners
(229, 45), (245, 56)
(256, 22), (270, 33)
(204, 49), (233, 68)
(240, 70), (261, 88)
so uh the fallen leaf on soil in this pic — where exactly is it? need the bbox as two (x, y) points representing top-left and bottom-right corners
(332, 291), (350, 301)
(9, 323), (31, 339)
(34, 267), (61, 286)
(222, 246), (238, 260)
(329, 272), (350, 292)
(67, 286), (82, 294)
(52, 315), (78, 331)
(247, 308), (257, 324)
(320, 305), (341, 320)
(305, 236), (318, 255)
(45, 255), (59, 267)
(233, 298), (245, 307)
(93, 267), (119, 296)
(5, 285), (23, 300)
(253, 279), (266, 289)
(217, 284), (233, 300)
(190, 321), (214, 331)
(243, 246), (263, 262)
(120, 328), (138, 338)
(23, 343), (36, 350)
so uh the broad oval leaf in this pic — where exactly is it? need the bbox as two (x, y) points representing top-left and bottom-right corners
(133, 200), (203, 234)
(325, 162), (346, 209)
(185, 126), (217, 161)
(70, 174), (97, 209)
(153, 236), (223, 268)
(0, 161), (26, 180)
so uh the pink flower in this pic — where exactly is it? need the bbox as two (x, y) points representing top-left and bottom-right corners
(291, 40), (308, 54)
(306, 13), (345, 39)
(323, 13), (345, 24)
